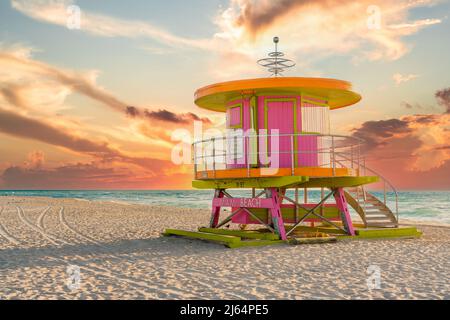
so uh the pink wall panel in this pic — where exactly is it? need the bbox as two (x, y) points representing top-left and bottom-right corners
(267, 100), (294, 168)
(258, 96), (301, 168)
(225, 95), (322, 170)
(228, 106), (241, 126)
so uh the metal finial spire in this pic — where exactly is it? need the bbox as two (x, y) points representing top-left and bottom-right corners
(257, 37), (295, 77)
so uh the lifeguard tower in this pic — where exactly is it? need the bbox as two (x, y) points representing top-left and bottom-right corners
(164, 38), (421, 247)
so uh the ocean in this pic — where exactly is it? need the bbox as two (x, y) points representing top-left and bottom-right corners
(0, 190), (449, 224)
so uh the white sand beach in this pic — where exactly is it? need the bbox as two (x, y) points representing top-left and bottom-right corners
(0, 196), (448, 300)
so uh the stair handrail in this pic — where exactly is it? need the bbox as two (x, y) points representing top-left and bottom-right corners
(362, 164), (398, 222)
(337, 153), (398, 223)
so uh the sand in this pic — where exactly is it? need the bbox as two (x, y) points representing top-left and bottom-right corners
(0, 196), (448, 300)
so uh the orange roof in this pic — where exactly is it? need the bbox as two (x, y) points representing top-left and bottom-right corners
(194, 77), (361, 112)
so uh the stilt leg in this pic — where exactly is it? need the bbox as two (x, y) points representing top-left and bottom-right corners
(333, 188), (355, 236)
(210, 189), (224, 228)
(268, 187), (287, 240)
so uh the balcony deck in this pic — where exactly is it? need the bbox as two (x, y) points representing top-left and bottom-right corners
(192, 175), (379, 189)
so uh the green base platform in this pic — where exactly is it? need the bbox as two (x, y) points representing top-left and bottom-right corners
(162, 226), (422, 248)
(163, 228), (285, 248)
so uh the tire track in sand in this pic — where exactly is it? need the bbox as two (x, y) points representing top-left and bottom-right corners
(20, 205), (182, 297)
(58, 207), (101, 245)
(0, 207), (21, 245)
(57, 206), (196, 298)
(37, 206), (51, 230)
(2, 205), (192, 298)
(16, 206), (67, 246)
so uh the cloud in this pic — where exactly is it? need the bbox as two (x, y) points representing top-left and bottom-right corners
(5, 162), (193, 192)
(226, 0), (310, 37)
(388, 18), (442, 29)
(0, 44), (211, 126)
(125, 106), (140, 117)
(1, 163), (124, 189)
(435, 87), (450, 114)
(0, 44), (127, 114)
(393, 73), (419, 85)
(213, 0), (443, 75)
(0, 83), (29, 109)
(143, 109), (211, 124)
(10, 0), (213, 50)
(0, 159), (193, 189)
(0, 107), (176, 173)
(0, 108), (115, 156)
(11, 0), (444, 79)
(352, 88), (450, 178)
(352, 118), (412, 149)
(25, 151), (45, 169)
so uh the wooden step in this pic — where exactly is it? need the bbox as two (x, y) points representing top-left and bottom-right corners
(364, 202), (388, 207)
(364, 206), (388, 210)
(366, 208), (392, 214)
(364, 207), (392, 212)
(366, 222), (398, 228)
(365, 216), (394, 221)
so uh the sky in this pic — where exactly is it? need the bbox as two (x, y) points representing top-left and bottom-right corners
(0, 0), (449, 190)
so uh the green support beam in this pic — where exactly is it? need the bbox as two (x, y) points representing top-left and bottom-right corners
(193, 175), (378, 189)
(298, 176), (379, 188)
(192, 176), (309, 189)
(163, 229), (241, 245)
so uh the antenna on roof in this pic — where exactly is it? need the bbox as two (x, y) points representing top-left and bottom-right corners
(257, 37), (295, 77)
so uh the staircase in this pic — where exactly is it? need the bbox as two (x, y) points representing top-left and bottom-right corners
(345, 186), (398, 228)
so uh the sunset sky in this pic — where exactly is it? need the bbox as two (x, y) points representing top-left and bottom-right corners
(0, 0), (449, 190)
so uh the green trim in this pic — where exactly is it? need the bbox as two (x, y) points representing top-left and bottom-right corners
(338, 227), (422, 240)
(301, 93), (329, 107)
(250, 96), (258, 167)
(227, 239), (286, 248)
(251, 96), (258, 132)
(193, 176), (378, 189)
(227, 103), (243, 129)
(195, 86), (361, 112)
(192, 176), (309, 189)
(302, 100), (329, 107)
(163, 228), (286, 248)
(163, 229), (241, 244)
(299, 176), (379, 188)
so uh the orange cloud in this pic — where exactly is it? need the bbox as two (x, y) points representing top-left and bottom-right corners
(0, 161), (193, 190)
(25, 151), (45, 169)
(11, 0), (444, 80)
(0, 108), (180, 174)
(352, 88), (450, 188)
(212, 0), (443, 77)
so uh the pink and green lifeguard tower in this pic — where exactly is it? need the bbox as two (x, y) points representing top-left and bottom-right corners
(164, 38), (421, 247)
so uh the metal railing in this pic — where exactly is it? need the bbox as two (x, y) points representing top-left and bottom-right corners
(193, 133), (365, 178)
(193, 132), (399, 222)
